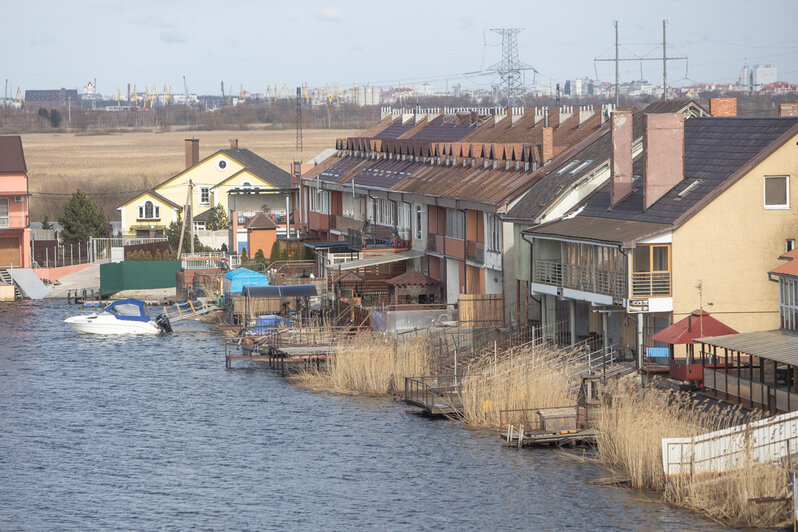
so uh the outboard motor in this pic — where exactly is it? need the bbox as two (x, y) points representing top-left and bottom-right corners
(155, 314), (172, 333)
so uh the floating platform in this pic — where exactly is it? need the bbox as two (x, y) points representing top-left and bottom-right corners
(501, 426), (597, 447)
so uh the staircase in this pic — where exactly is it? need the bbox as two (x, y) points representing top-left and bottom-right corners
(0, 269), (21, 299)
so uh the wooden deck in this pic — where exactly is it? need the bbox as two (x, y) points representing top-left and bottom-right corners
(403, 376), (463, 417)
(501, 427), (598, 447)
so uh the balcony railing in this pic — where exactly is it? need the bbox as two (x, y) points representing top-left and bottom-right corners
(426, 234), (444, 254)
(0, 213), (29, 229)
(632, 272), (671, 297)
(465, 240), (485, 263)
(533, 259), (563, 285)
(533, 259), (627, 298)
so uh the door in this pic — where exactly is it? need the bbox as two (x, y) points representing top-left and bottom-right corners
(0, 237), (19, 267)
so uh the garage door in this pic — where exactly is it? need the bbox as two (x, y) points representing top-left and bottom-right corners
(0, 238), (19, 267)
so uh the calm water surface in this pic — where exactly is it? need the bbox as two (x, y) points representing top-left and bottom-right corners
(0, 300), (726, 530)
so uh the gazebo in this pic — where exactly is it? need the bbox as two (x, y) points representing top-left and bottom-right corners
(385, 271), (441, 305)
(332, 270), (364, 302)
(649, 309), (738, 383)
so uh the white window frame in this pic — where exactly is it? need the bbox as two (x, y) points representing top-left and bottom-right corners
(415, 204), (424, 239)
(138, 201), (160, 220)
(487, 214), (502, 252)
(788, 239), (796, 253)
(764, 175), (790, 210)
(199, 186), (210, 206)
(0, 198), (8, 227)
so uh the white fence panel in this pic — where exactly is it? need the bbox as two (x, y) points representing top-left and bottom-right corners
(662, 410), (798, 478)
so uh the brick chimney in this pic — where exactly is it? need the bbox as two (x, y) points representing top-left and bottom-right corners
(709, 97), (737, 117)
(610, 110), (633, 208)
(541, 127), (553, 164)
(780, 103), (798, 117)
(230, 138), (239, 149)
(643, 113), (684, 210)
(185, 138), (199, 169)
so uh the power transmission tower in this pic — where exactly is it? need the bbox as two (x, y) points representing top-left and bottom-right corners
(296, 86), (303, 155)
(595, 20), (687, 106)
(489, 28), (534, 107)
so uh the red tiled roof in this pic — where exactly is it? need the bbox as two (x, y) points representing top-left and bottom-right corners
(778, 248), (798, 260)
(386, 271), (440, 287)
(0, 136), (26, 173)
(244, 212), (277, 229)
(770, 259), (798, 277)
(649, 310), (738, 345)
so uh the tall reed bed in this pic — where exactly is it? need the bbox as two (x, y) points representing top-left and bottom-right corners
(595, 387), (789, 527)
(291, 333), (430, 396)
(460, 347), (575, 428)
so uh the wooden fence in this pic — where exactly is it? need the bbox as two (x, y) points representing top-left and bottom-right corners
(458, 293), (504, 327)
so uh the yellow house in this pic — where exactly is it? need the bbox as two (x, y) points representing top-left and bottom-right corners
(524, 110), (798, 362)
(118, 139), (294, 237)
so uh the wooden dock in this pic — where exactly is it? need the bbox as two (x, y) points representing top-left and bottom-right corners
(403, 375), (463, 417)
(499, 405), (599, 448)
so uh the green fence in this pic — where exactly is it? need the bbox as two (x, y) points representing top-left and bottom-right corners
(100, 261), (181, 296)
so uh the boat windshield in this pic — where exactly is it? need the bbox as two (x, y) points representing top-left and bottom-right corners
(101, 299), (150, 322)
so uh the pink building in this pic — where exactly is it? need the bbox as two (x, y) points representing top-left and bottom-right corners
(0, 136), (31, 268)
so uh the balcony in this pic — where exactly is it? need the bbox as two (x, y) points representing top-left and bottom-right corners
(465, 240), (485, 264)
(426, 234), (444, 255)
(533, 259), (563, 285)
(0, 212), (29, 229)
(533, 259), (627, 298)
(331, 215), (364, 233)
(631, 272), (671, 297)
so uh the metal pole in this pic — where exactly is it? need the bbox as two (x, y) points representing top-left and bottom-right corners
(614, 20), (619, 107)
(602, 312), (608, 382)
(662, 20), (667, 99)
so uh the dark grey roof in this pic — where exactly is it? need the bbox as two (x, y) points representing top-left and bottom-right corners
(506, 100), (707, 222)
(24, 89), (79, 101)
(222, 148), (292, 189)
(526, 216), (670, 247)
(244, 285), (318, 297)
(576, 117), (798, 225)
(698, 330), (798, 366)
(0, 136), (26, 173)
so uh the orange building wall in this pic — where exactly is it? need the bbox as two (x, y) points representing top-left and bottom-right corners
(248, 228), (277, 259)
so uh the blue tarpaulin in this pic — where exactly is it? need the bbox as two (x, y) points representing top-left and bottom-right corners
(253, 314), (292, 333)
(224, 267), (269, 295)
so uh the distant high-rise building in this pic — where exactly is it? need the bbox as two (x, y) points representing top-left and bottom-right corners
(738, 64), (778, 91)
(355, 84), (381, 106)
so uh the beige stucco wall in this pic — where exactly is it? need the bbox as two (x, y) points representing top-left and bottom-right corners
(672, 131), (798, 333)
(120, 153), (279, 234)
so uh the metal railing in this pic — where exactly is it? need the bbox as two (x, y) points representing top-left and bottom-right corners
(631, 271), (671, 297)
(0, 213), (28, 229)
(533, 259), (562, 285)
(533, 260), (627, 298)
(465, 240), (485, 263)
(403, 374), (460, 412)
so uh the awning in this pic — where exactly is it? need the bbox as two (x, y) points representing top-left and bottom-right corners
(698, 330), (798, 366)
(244, 284), (318, 297)
(327, 249), (424, 271)
(650, 309), (738, 345)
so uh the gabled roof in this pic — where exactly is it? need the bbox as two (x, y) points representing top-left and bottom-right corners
(650, 310), (738, 345)
(221, 148), (292, 189)
(244, 212), (278, 229)
(0, 136), (26, 173)
(124, 189), (182, 209)
(386, 271), (440, 287)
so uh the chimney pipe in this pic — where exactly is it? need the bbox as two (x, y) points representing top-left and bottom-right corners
(610, 110), (633, 208)
(709, 97), (737, 117)
(230, 138), (239, 150)
(541, 127), (553, 164)
(185, 138), (199, 169)
(643, 113), (684, 210)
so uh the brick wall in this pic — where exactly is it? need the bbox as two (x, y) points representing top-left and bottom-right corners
(709, 98), (737, 117)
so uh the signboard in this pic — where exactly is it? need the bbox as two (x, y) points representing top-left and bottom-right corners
(628, 298), (649, 313)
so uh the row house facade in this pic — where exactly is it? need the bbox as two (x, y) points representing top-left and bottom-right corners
(0, 136), (31, 268)
(298, 105), (608, 312)
(522, 101), (798, 361)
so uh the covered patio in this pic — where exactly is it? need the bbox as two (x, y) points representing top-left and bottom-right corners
(699, 330), (798, 413)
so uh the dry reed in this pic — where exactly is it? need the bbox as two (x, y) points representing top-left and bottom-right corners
(290, 333), (430, 396)
(460, 346), (576, 428)
(594, 386), (789, 527)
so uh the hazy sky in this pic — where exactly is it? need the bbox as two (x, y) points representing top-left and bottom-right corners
(4, 0), (797, 96)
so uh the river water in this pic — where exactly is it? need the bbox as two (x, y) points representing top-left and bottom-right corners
(0, 300), (726, 530)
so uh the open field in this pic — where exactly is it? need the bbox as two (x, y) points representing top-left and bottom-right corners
(22, 128), (356, 222)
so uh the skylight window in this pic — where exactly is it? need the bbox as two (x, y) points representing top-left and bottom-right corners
(556, 160), (580, 176)
(568, 160), (593, 176)
(678, 179), (703, 198)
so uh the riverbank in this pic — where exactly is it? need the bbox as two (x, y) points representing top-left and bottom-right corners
(286, 332), (791, 529)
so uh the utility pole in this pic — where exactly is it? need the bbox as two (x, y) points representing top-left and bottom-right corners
(296, 86), (303, 155)
(176, 180), (192, 259)
(595, 20), (686, 105)
(189, 179), (194, 254)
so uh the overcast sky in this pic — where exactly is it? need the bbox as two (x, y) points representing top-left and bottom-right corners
(4, 0), (797, 96)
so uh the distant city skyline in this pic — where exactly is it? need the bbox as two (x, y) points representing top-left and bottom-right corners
(3, 0), (797, 97)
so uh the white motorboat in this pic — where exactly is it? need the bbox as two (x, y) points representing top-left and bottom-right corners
(65, 298), (171, 335)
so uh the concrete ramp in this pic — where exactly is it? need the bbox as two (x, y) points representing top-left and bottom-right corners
(8, 268), (52, 299)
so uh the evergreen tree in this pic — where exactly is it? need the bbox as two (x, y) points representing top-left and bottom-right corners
(240, 247), (250, 265)
(58, 190), (107, 243)
(41, 215), (53, 230)
(205, 203), (229, 231)
(253, 249), (266, 266)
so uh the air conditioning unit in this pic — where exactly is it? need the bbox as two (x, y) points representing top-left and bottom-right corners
(14, 195), (24, 203)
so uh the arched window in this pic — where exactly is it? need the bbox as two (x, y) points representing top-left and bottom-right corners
(144, 201), (154, 219)
(242, 181), (252, 189)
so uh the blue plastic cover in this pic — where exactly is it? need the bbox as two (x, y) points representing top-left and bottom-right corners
(253, 314), (292, 333)
(224, 267), (270, 294)
(103, 298), (150, 322)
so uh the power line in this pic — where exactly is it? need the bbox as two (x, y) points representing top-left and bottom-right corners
(488, 28), (535, 107)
